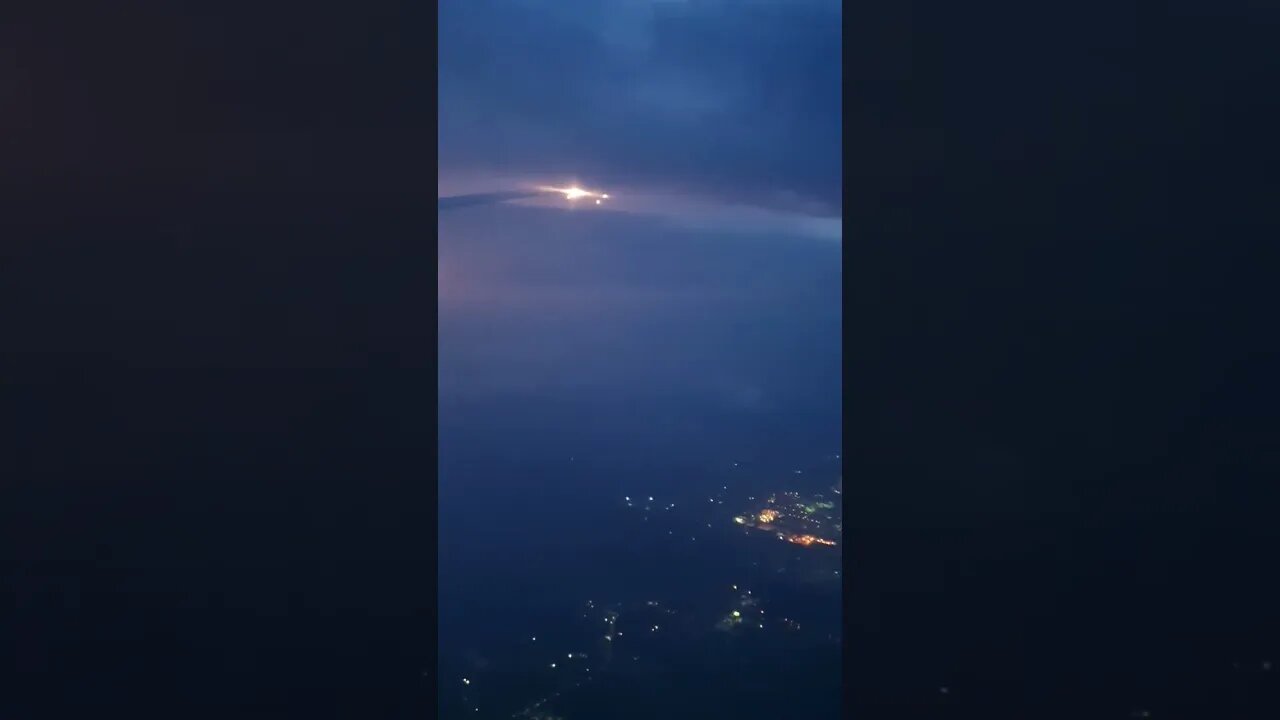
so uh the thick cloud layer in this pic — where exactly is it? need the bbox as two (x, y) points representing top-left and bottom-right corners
(439, 0), (841, 217)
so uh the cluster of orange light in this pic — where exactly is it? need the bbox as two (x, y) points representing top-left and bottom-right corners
(787, 534), (836, 547)
(757, 509), (779, 523)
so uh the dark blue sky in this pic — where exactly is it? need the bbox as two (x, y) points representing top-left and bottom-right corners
(439, 0), (841, 216)
(438, 0), (841, 435)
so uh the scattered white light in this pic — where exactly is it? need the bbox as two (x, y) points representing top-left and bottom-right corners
(462, 678), (471, 685)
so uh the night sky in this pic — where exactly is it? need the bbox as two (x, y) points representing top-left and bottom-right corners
(437, 0), (841, 440)
(5, 2), (1280, 719)
(439, 1), (841, 214)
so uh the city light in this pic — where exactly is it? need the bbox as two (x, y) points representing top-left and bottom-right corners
(447, 459), (840, 715)
(773, 532), (837, 547)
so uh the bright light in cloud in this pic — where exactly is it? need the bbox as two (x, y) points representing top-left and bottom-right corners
(539, 185), (609, 202)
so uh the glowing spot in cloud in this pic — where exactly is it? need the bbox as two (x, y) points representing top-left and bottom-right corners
(538, 185), (609, 203)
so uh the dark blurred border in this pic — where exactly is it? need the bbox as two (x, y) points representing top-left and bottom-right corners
(3, 5), (437, 718)
(845, 2), (1280, 717)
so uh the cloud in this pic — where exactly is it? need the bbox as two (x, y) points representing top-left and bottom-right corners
(438, 191), (541, 210)
(438, 0), (841, 217)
